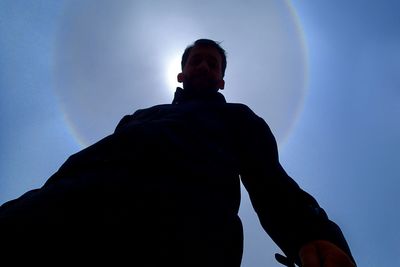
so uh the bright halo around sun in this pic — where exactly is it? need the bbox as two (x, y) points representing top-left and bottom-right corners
(165, 53), (182, 93)
(55, 0), (307, 147)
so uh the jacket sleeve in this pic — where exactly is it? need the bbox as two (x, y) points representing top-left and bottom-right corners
(237, 109), (355, 266)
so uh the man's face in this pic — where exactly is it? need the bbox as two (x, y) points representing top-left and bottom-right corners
(178, 45), (225, 93)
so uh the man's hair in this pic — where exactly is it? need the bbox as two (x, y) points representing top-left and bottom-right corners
(181, 39), (227, 77)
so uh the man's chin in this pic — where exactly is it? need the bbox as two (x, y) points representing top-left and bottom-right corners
(184, 81), (218, 93)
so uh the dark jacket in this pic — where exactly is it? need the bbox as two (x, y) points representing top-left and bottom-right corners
(0, 88), (354, 266)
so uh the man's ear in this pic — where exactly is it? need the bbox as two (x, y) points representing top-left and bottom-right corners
(177, 73), (184, 83)
(218, 79), (225, 90)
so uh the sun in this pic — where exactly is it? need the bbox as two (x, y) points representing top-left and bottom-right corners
(165, 53), (183, 93)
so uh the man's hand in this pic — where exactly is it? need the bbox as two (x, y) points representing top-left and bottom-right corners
(299, 240), (356, 267)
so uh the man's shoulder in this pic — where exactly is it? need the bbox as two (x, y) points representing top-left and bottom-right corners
(224, 102), (259, 118)
(225, 102), (252, 110)
(114, 103), (175, 132)
(133, 103), (173, 115)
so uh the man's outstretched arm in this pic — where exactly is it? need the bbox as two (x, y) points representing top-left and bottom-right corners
(236, 109), (356, 266)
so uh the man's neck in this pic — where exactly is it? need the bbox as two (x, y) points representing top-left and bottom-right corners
(172, 87), (226, 104)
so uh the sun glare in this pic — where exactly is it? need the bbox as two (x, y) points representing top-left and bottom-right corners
(55, 1), (307, 146)
(165, 54), (182, 92)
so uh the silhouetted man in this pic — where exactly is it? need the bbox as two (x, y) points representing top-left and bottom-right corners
(0, 39), (356, 267)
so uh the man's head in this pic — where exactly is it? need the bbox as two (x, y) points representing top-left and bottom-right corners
(177, 39), (227, 94)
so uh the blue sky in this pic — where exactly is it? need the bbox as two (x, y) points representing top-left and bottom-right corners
(1, 1), (399, 266)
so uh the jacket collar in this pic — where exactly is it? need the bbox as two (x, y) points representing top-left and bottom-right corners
(172, 87), (226, 104)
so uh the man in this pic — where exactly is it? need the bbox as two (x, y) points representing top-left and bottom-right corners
(0, 39), (356, 266)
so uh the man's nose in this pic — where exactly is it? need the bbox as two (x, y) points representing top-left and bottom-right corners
(197, 60), (210, 72)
